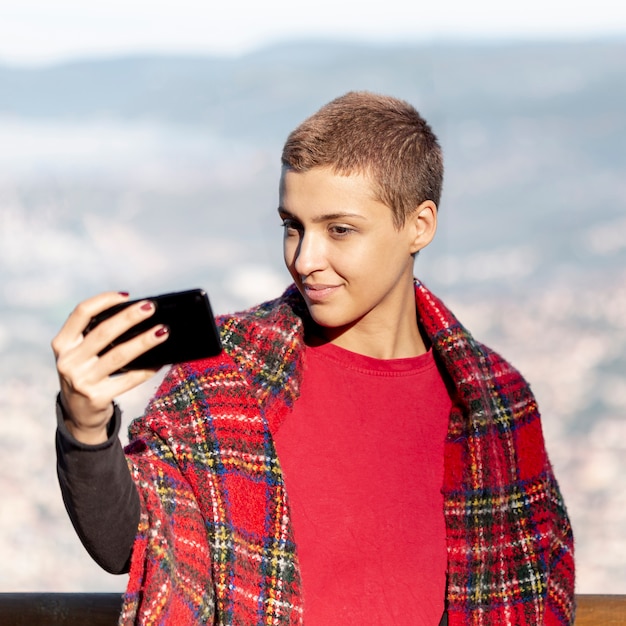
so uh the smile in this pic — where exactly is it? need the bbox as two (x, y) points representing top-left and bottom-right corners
(302, 283), (340, 302)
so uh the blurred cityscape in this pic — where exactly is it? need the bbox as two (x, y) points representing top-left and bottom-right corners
(0, 39), (625, 593)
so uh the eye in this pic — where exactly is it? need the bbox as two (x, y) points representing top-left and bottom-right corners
(281, 218), (303, 235)
(329, 224), (354, 237)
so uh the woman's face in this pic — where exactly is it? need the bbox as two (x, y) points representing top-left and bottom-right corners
(278, 166), (436, 348)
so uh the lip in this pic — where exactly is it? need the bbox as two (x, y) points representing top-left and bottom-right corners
(301, 283), (340, 303)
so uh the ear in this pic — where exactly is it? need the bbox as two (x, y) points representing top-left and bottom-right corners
(407, 200), (437, 254)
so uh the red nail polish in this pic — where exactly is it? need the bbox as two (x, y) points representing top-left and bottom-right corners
(118, 291), (129, 297)
(140, 301), (153, 311)
(155, 326), (169, 338)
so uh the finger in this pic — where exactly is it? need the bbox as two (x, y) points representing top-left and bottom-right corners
(80, 299), (158, 357)
(100, 367), (164, 401)
(57, 324), (168, 423)
(52, 291), (130, 357)
(89, 323), (170, 380)
(55, 312), (166, 411)
(59, 364), (162, 434)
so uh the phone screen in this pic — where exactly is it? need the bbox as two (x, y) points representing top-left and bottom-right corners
(84, 289), (222, 372)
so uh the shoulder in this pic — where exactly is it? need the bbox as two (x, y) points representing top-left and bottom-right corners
(216, 284), (307, 352)
(414, 279), (536, 417)
(133, 286), (308, 437)
(173, 285), (308, 405)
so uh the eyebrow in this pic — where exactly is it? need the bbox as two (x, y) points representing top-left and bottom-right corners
(277, 207), (367, 223)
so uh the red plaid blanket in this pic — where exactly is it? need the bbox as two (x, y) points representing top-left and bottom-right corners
(121, 282), (574, 625)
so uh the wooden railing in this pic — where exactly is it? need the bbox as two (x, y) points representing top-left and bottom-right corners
(0, 594), (122, 625)
(0, 593), (623, 625)
(575, 595), (626, 625)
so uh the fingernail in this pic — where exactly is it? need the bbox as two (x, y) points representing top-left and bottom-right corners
(140, 301), (153, 311)
(155, 326), (169, 338)
(118, 291), (129, 297)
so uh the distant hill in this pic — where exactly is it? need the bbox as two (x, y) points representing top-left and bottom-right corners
(1, 39), (625, 281)
(1, 39), (624, 142)
(1, 39), (624, 280)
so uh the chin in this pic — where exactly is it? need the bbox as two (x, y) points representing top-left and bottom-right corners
(307, 307), (356, 333)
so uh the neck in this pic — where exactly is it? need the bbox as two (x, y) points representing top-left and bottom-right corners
(317, 286), (427, 360)
(329, 325), (427, 360)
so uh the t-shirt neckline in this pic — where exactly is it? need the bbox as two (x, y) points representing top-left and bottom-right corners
(305, 340), (435, 375)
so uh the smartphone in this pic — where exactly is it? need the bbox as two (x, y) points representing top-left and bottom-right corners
(84, 288), (222, 372)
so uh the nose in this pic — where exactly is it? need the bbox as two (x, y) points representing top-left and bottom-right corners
(292, 230), (326, 278)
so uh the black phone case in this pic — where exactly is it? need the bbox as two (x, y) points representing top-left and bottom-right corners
(84, 289), (222, 372)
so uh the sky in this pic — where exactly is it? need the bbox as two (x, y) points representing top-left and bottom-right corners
(2, 0), (626, 66)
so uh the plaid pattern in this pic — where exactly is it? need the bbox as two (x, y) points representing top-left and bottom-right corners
(416, 284), (575, 625)
(120, 282), (574, 625)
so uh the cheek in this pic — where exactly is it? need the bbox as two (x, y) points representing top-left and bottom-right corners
(283, 238), (297, 270)
(342, 242), (380, 275)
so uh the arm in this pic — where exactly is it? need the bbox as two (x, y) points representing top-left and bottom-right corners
(52, 292), (168, 569)
(56, 398), (140, 574)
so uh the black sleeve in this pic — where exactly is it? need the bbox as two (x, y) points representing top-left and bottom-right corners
(55, 397), (141, 574)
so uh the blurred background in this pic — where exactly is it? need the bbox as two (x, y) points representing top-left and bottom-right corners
(0, 0), (625, 595)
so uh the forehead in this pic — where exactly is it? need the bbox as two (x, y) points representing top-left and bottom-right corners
(279, 167), (382, 213)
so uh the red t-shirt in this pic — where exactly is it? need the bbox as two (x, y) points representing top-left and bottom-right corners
(272, 342), (451, 625)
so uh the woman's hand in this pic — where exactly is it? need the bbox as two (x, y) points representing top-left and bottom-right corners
(51, 292), (169, 445)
